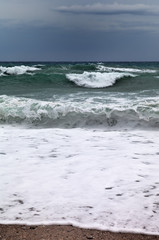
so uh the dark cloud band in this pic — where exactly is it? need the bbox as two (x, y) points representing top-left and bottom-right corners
(55, 3), (158, 16)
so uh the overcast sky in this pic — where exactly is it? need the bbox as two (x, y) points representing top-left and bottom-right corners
(1, 0), (159, 61)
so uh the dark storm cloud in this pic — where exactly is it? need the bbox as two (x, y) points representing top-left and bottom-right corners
(1, 0), (159, 61)
(55, 3), (159, 16)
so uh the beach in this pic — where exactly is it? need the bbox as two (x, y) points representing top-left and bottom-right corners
(1, 0), (159, 237)
(1, 62), (159, 236)
(1, 225), (159, 240)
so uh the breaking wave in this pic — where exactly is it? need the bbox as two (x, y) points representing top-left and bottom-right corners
(0, 65), (41, 76)
(1, 95), (159, 129)
(97, 65), (157, 73)
(66, 71), (136, 88)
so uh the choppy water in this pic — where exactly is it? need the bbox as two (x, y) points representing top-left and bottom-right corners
(0, 62), (159, 129)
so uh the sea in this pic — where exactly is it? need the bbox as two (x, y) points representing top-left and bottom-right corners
(0, 62), (159, 234)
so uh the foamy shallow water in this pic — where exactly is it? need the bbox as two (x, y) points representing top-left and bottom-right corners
(0, 126), (159, 234)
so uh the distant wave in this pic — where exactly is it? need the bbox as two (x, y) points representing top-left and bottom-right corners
(0, 65), (41, 76)
(1, 95), (159, 129)
(97, 65), (157, 73)
(66, 71), (136, 88)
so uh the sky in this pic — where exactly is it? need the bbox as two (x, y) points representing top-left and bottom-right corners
(1, 0), (159, 61)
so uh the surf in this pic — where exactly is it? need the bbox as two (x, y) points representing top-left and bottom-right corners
(1, 95), (159, 129)
(0, 65), (41, 76)
(66, 71), (136, 88)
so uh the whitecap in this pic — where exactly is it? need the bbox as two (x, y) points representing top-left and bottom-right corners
(0, 65), (41, 76)
(97, 65), (157, 73)
(66, 71), (135, 88)
(1, 95), (159, 129)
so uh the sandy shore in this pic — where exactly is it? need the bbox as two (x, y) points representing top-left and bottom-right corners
(0, 225), (159, 240)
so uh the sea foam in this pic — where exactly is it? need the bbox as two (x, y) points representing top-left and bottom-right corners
(66, 71), (135, 88)
(1, 95), (159, 129)
(0, 127), (159, 234)
(97, 65), (157, 73)
(0, 65), (41, 76)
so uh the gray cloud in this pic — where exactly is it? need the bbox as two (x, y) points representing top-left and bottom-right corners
(55, 3), (159, 16)
(0, 0), (58, 27)
(1, 0), (159, 61)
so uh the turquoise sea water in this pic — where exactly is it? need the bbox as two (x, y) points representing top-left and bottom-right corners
(0, 62), (159, 128)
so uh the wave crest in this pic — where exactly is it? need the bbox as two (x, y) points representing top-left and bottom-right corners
(97, 65), (157, 73)
(66, 71), (135, 88)
(1, 95), (159, 129)
(0, 65), (41, 76)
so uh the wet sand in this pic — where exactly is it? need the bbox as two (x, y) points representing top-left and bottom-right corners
(0, 225), (159, 240)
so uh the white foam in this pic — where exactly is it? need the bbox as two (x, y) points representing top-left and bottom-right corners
(0, 126), (159, 234)
(1, 95), (159, 128)
(0, 65), (41, 75)
(97, 65), (157, 73)
(66, 71), (135, 88)
(33, 64), (45, 67)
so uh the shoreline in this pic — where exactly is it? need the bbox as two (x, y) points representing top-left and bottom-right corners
(0, 225), (159, 240)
